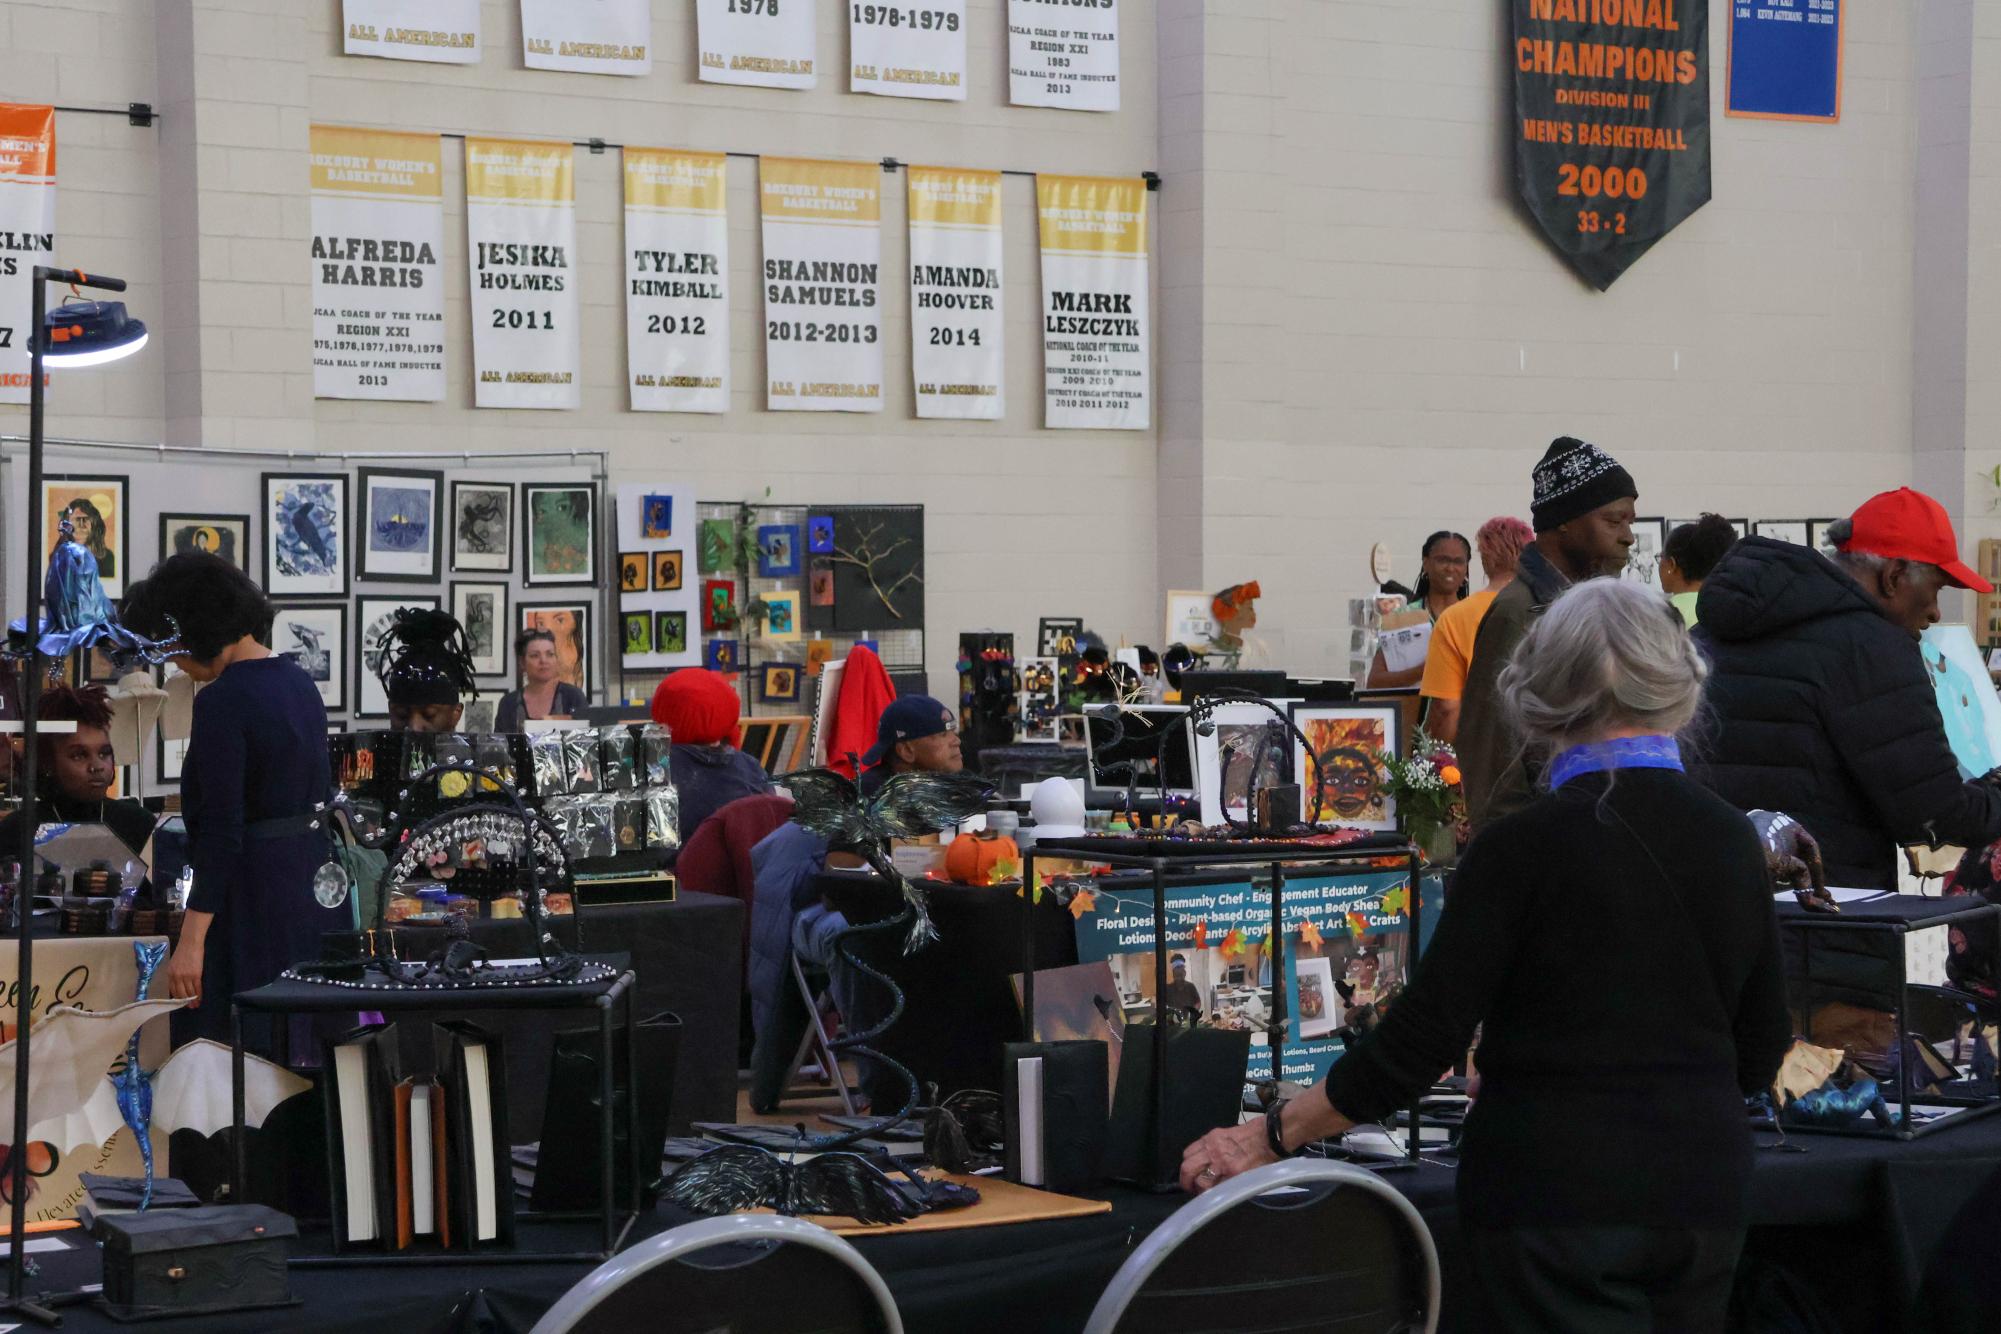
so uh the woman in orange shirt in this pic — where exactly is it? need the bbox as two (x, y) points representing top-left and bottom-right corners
(1420, 517), (1534, 743)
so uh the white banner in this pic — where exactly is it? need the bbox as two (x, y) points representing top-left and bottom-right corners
(908, 165), (1002, 420)
(851, 1), (968, 101)
(465, 138), (579, 410)
(521, 0), (651, 75)
(625, 148), (730, 413)
(1009, 0), (1119, 111)
(310, 125), (447, 402)
(761, 158), (884, 413)
(342, 0), (480, 63)
(0, 105), (53, 405)
(1038, 174), (1149, 430)
(697, 0), (817, 89)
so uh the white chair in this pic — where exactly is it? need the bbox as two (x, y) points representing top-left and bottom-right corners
(1084, 1158), (1440, 1334)
(530, 1214), (902, 1334)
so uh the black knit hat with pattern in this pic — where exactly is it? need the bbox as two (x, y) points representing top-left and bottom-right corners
(1530, 436), (1637, 533)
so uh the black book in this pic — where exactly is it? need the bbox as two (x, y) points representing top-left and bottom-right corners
(432, 1020), (516, 1249)
(529, 1011), (683, 1213)
(1003, 1040), (1108, 1194)
(321, 1022), (401, 1249)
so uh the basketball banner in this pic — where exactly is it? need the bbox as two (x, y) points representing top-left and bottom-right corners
(342, 0), (480, 63)
(625, 148), (730, 413)
(0, 104), (54, 404)
(698, 0), (817, 89)
(760, 158), (884, 413)
(851, 1), (968, 101)
(1009, 0), (1120, 111)
(908, 166), (1003, 420)
(521, 0), (651, 76)
(465, 137), (580, 409)
(1037, 174), (1149, 430)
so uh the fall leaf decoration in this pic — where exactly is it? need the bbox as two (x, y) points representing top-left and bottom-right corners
(1221, 928), (1246, 959)
(1345, 910), (1370, 938)
(1260, 929), (1273, 955)
(988, 855), (1021, 886)
(1298, 920), (1324, 950)
(1068, 888), (1097, 920)
(1380, 884), (1411, 917)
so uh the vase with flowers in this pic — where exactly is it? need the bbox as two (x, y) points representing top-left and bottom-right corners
(1378, 730), (1465, 865)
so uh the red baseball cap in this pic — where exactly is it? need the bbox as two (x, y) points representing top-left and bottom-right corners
(1840, 487), (1993, 593)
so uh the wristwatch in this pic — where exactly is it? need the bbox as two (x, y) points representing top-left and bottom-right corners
(1265, 1101), (1301, 1158)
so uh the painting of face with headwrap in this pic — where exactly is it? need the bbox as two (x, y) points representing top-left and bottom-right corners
(1294, 707), (1398, 830)
(42, 476), (127, 598)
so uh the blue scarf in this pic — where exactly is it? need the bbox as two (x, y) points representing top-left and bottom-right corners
(1547, 734), (1684, 791)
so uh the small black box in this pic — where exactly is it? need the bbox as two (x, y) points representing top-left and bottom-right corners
(97, 1204), (298, 1323)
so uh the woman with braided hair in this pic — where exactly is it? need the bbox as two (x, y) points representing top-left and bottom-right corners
(377, 607), (480, 734)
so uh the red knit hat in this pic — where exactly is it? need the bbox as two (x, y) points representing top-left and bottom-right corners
(649, 668), (742, 746)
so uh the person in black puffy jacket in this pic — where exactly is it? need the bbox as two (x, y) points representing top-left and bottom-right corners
(1695, 488), (2001, 889)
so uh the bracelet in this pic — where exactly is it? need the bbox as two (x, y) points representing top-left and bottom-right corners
(1265, 1102), (1299, 1158)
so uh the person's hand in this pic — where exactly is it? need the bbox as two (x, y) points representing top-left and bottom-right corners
(1179, 1118), (1276, 1194)
(166, 939), (204, 1007)
(1748, 810), (1833, 912)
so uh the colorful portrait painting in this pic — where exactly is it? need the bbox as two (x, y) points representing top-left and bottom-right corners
(524, 485), (595, 586)
(42, 476), (127, 598)
(764, 591), (802, 641)
(642, 494), (674, 540)
(702, 579), (736, 633)
(704, 637), (739, 672)
(1296, 710), (1396, 829)
(520, 603), (590, 691)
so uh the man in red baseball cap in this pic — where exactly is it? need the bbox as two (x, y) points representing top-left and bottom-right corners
(1696, 486), (2001, 890)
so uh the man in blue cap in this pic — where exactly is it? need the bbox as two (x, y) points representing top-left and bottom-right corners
(858, 694), (962, 796)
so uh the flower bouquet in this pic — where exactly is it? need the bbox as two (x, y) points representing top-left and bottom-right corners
(1378, 730), (1465, 864)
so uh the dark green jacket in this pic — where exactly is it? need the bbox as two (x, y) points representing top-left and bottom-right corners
(1457, 545), (1570, 830)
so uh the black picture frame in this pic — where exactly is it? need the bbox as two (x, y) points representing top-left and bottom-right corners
(356, 466), (445, 584)
(450, 580), (511, 678)
(450, 479), (515, 574)
(522, 483), (598, 588)
(355, 593), (441, 719)
(266, 601), (349, 712)
(262, 471), (350, 599)
(158, 511), (250, 572)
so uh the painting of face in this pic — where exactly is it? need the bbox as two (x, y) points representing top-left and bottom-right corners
(1294, 710), (1398, 830)
(520, 604), (589, 690)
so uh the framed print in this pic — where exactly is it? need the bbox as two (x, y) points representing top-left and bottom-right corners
(764, 590), (802, 641)
(160, 513), (249, 572)
(1165, 590), (1215, 646)
(809, 560), (834, 607)
(619, 551), (648, 594)
(356, 594), (441, 718)
(698, 519), (734, 574)
(760, 662), (802, 703)
(1038, 617), (1084, 659)
(263, 472), (349, 598)
(622, 610), (654, 658)
(702, 579), (736, 633)
(43, 475), (128, 598)
(757, 524), (801, 577)
(805, 638), (836, 676)
(1196, 702), (1295, 827)
(449, 480), (514, 573)
(519, 601), (591, 692)
(655, 610), (688, 655)
(356, 467), (444, 582)
(523, 484), (597, 586)
(704, 637), (740, 672)
(1808, 518), (1842, 559)
(156, 732), (190, 787)
(1290, 703), (1400, 831)
(1620, 517), (1669, 591)
(450, 580), (510, 677)
(1295, 956), (1340, 1040)
(641, 493), (674, 540)
(807, 515), (835, 554)
(1752, 520), (1810, 547)
(267, 602), (348, 712)
(653, 550), (684, 592)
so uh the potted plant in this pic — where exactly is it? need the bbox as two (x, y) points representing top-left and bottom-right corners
(1378, 730), (1464, 865)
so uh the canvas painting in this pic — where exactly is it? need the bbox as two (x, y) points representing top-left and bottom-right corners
(1621, 517), (1668, 591)
(653, 550), (683, 591)
(619, 551), (648, 593)
(523, 484), (596, 586)
(356, 594), (440, 718)
(764, 590), (802, 642)
(1291, 705), (1399, 830)
(263, 472), (348, 598)
(761, 663), (801, 703)
(267, 602), (347, 711)
(520, 602), (591, 691)
(757, 524), (801, 577)
(623, 611), (653, 658)
(808, 515), (835, 554)
(705, 637), (739, 672)
(655, 610), (688, 655)
(702, 579), (736, 633)
(450, 480), (513, 573)
(809, 560), (835, 607)
(451, 581), (509, 677)
(357, 467), (442, 582)
(821, 506), (925, 632)
(805, 638), (836, 676)
(160, 513), (248, 571)
(43, 475), (128, 599)
(641, 493), (674, 540)
(698, 519), (734, 574)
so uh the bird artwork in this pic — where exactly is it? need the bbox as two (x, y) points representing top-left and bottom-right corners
(290, 500), (333, 571)
(661, 1145), (926, 1227)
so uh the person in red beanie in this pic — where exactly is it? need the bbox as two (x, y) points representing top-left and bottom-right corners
(650, 667), (773, 848)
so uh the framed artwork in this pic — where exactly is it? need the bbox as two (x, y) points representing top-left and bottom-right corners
(1165, 590), (1215, 646)
(156, 732), (191, 787)
(761, 662), (802, 703)
(1621, 517), (1669, 591)
(764, 590), (802, 642)
(807, 515), (835, 554)
(697, 519), (734, 574)
(519, 601), (591, 692)
(1196, 702), (1296, 827)
(263, 472), (349, 598)
(704, 637), (740, 672)
(653, 550), (684, 592)
(1752, 520), (1810, 547)
(267, 602), (348, 712)
(1295, 956), (1340, 1040)
(1808, 518), (1842, 559)
(522, 484), (597, 587)
(702, 579), (736, 633)
(622, 611), (654, 658)
(1290, 703), (1400, 831)
(641, 493), (674, 540)
(356, 467), (443, 583)
(805, 638), (836, 676)
(449, 480), (514, 573)
(757, 524), (802, 577)
(619, 551), (648, 594)
(450, 580), (510, 677)
(43, 474), (129, 598)
(655, 610), (689, 655)
(819, 506), (925, 632)
(355, 594), (441, 718)
(159, 512), (249, 571)
(809, 560), (834, 607)
(1038, 617), (1084, 659)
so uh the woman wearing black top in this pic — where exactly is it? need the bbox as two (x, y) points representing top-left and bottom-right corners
(1182, 579), (1792, 1332)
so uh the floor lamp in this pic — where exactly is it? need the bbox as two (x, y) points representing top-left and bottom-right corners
(6, 266), (147, 1324)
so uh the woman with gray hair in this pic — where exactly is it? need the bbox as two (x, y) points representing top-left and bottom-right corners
(1181, 579), (1790, 1332)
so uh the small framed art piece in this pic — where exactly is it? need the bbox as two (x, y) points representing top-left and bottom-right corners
(622, 611), (654, 658)
(1196, 701), (1295, 827)
(619, 551), (648, 594)
(160, 513), (249, 571)
(519, 601), (592, 692)
(450, 480), (514, 573)
(1290, 703), (1400, 831)
(1621, 517), (1669, 591)
(1809, 519), (1842, 559)
(702, 579), (736, 633)
(523, 483), (597, 587)
(764, 590), (802, 641)
(641, 493), (674, 540)
(655, 610), (689, 655)
(44, 474), (129, 598)
(757, 524), (801, 578)
(653, 550), (684, 591)
(809, 560), (834, 607)
(450, 581), (510, 677)
(356, 467), (444, 583)
(761, 662), (802, 703)
(698, 519), (734, 574)
(263, 472), (349, 598)
(267, 602), (348, 712)
(807, 515), (835, 554)
(705, 637), (740, 672)
(1038, 617), (1084, 659)
(1752, 520), (1810, 547)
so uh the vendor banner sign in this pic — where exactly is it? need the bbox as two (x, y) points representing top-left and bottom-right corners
(1512, 0), (1710, 289)
(310, 125), (447, 402)
(909, 165), (1003, 420)
(0, 104), (54, 405)
(851, 0), (968, 101)
(625, 148), (731, 413)
(465, 137), (579, 410)
(342, 0), (480, 63)
(1037, 174), (1149, 430)
(521, 0), (651, 76)
(1009, 0), (1120, 111)
(760, 157), (884, 413)
(698, 0), (817, 89)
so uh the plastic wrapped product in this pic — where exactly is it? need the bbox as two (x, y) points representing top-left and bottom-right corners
(641, 723), (673, 787)
(563, 728), (602, 795)
(645, 785), (683, 851)
(530, 730), (568, 798)
(600, 724), (637, 792)
(403, 731), (436, 780)
(611, 793), (646, 854)
(474, 733), (517, 791)
(578, 795), (619, 859)
(541, 794), (584, 860)
(434, 733), (475, 801)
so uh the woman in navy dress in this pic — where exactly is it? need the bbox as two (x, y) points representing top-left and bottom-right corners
(124, 554), (347, 1057)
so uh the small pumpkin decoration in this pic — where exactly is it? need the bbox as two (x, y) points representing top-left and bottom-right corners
(944, 831), (1021, 887)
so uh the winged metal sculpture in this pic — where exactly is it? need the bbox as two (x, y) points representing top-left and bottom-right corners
(662, 1144), (925, 1227)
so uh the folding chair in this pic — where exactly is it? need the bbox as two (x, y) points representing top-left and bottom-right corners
(776, 953), (858, 1114)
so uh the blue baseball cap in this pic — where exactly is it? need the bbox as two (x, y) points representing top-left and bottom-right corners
(862, 695), (955, 766)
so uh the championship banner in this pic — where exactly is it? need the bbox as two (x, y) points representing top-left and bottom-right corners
(521, 0), (651, 76)
(697, 0), (817, 89)
(851, 0), (968, 101)
(625, 148), (730, 414)
(760, 158), (883, 414)
(1009, 0), (1120, 111)
(342, 0), (480, 64)
(309, 125), (447, 402)
(908, 166), (1002, 420)
(1513, 0), (1710, 289)
(465, 137), (579, 410)
(1037, 174), (1149, 431)
(0, 104), (54, 405)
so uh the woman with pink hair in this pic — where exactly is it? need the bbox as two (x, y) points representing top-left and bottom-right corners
(1420, 516), (1534, 744)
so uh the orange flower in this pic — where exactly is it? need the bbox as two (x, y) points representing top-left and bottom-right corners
(1439, 765), (1463, 787)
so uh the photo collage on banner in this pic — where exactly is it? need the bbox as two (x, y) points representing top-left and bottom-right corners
(908, 166), (1003, 420)
(465, 137), (580, 408)
(851, 0), (968, 101)
(309, 125), (447, 402)
(1037, 174), (1150, 430)
(0, 104), (55, 405)
(520, 0), (651, 76)
(615, 483), (699, 670)
(697, 0), (817, 89)
(759, 158), (884, 413)
(1008, 0), (1121, 111)
(341, 0), (480, 63)
(624, 148), (730, 413)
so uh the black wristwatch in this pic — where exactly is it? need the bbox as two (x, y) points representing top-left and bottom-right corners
(1265, 1102), (1301, 1158)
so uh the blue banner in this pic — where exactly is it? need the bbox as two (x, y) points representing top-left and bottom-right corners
(1728, 0), (1841, 122)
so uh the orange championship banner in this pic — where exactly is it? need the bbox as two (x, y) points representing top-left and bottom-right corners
(0, 104), (55, 404)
